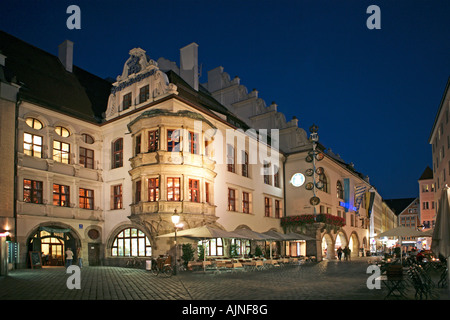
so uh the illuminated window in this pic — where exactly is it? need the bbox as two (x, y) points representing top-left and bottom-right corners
(189, 179), (199, 202)
(53, 184), (70, 207)
(55, 126), (70, 137)
(79, 188), (94, 210)
(228, 188), (236, 211)
(264, 197), (272, 217)
(23, 133), (43, 158)
(111, 228), (152, 257)
(23, 179), (43, 204)
(167, 177), (180, 201)
(113, 184), (123, 209)
(148, 130), (159, 152)
(79, 147), (94, 169)
(199, 238), (223, 256)
(148, 178), (159, 202)
(53, 140), (70, 164)
(232, 239), (251, 255)
(25, 117), (43, 130)
(167, 129), (181, 152)
(112, 138), (123, 168)
(275, 199), (282, 218)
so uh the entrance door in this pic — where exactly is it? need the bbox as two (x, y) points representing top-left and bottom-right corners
(88, 243), (100, 266)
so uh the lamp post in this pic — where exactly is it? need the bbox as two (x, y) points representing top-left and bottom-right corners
(171, 209), (180, 275)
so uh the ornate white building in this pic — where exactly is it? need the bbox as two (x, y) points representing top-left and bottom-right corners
(0, 31), (394, 271)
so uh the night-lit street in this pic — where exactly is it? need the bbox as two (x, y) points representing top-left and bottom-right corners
(1, 257), (447, 301)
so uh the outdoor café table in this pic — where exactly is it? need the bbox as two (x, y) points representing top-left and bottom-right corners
(376, 275), (408, 299)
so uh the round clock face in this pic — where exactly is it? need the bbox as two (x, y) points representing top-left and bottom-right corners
(290, 173), (305, 187)
(310, 196), (320, 206)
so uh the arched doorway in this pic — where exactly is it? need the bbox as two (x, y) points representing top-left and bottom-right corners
(27, 224), (80, 267)
(349, 233), (359, 258)
(321, 233), (334, 260)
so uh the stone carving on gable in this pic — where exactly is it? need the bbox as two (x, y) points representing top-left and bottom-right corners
(104, 48), (178, 121)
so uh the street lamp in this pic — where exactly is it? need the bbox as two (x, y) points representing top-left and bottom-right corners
(171, 209), (180, 275)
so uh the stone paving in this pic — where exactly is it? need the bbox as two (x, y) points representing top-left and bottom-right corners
(0, 257), (448, 301)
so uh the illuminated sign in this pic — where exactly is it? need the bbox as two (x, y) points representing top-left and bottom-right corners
(339, 201), (357, 211)
(290, 173), (305, 187)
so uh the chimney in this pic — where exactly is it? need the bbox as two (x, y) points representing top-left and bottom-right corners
(58, 40), (74, 72)
(180, 43), (199, 91)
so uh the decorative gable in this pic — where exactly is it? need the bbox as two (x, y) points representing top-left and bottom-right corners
(105, 48), (178, 121)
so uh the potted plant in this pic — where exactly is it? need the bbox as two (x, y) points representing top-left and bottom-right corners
(181, 243), (195, 268)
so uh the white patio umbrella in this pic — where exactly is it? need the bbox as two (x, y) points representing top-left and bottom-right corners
(377, 226), (428, 262)
(432, 187), (450, 290)
(233, 228), (278, 259)
(158, 225), (252, 271)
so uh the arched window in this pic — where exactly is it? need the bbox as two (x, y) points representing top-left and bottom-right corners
(112, 138), (123, 168)
(82, 133), (95, 144)
(55, 126), (70, 137)
(111, 228), (152, 257)
(319, 172), (329, 193)
(336, 181), (344, 199)
(25, 117), (43, 130)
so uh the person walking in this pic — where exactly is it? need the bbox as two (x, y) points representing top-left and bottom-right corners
(343, 246), (349, 261)
(77, 247), (83, 268)
(337, 247), (343, 261)
(65, 247), (74, 268)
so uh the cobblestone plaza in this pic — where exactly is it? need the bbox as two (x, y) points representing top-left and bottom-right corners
(1, 258), (448, 301)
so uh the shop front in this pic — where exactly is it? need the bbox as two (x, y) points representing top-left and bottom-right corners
(27, 225), (80, 267)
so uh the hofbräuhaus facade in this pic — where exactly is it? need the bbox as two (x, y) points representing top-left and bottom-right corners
(0, 31), (387, 270)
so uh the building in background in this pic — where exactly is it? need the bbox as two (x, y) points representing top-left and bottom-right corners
(429, 77), (450, 203)
(384, 198), (422, 250)
(418, 166), (436, 234)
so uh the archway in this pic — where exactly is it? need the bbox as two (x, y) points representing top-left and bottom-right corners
(27, 224), (80, 267)
(321, 233), (334, 260)
(349, 233), (360, 258)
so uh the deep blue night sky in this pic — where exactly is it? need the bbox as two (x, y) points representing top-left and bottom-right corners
(1, 0), (449, 200)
